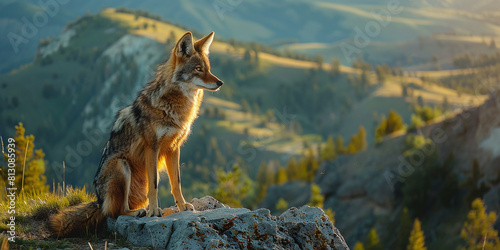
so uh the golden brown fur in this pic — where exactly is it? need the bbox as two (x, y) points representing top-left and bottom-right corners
(48, 31), (222, 237)
(48, 202), (104, 237)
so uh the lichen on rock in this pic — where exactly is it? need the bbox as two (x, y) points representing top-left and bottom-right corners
(107, 196), (349, 249)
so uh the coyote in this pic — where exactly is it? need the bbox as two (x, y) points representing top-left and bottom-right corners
(49, 31), (223, 236)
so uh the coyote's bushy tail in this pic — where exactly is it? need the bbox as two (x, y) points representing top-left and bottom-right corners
(48, 201), (105, 237)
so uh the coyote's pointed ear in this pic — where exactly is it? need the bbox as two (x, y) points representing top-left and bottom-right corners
(195, 32), (215, 55)
(176, 32), (194, 57)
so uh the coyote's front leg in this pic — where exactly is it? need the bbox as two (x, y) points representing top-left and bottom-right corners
(166, 148), (194, 211)
(145, 147), (163, 217)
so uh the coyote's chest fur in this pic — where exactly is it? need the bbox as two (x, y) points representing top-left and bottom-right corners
(133, 86), (202, 148)
(152, 87), (204, 150)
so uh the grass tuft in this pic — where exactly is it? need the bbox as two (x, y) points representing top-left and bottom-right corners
(0, 186), (95, 237)
(31, 198), (69, 220)
(66, 186), (95, 207)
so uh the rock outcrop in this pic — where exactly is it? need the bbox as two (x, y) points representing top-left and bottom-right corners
(107, 196), (349, 249)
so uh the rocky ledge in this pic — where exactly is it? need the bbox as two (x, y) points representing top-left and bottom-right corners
(107, 196), (349, 249)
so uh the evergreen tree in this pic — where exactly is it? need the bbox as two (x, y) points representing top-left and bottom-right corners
(275, 198), (288, 212)
(365, 228), (382, 250)
(213, 165), (251, 208)
(460, 198), (500, 250)
(438, 153), (459, 208)
(286, 157), (299, 181)
(354, 242), (366, 250)
(331, 58), (341, 77)
(336, 135), (345, 154)
(321, 135), (337, 161)
(356, 125), (367, 151)
(276, 167), (288, 184)
(306, 155), (319, 182)
(490, 38), (497, 49)
(2, 123), (48, 193)
(463, 159), (490, 207)
(397, 207), (413, 250)
(253, 49), (260, 67)
(243, 49), (252, 62)
(241, 99), (252, 114)
(256, 161), (268, 202)
(375, 64), (390, 83)
(308, 183), (324, 208)
(315, 55), (324, 70)
(303, 143), (319, 182)
(375, 117), (387, 144)
(375, 110), (404, 143)
(407, 218), (426, 250)
(266, 160), (277, 186)
(347, 126), (368, 153)
(386, 110), (405, 134)
(416, 94), (425, 106)
(325, 208), (335, 225)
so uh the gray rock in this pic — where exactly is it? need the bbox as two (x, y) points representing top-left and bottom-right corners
(108, 196), (349, 250)
(188, 196), (230, 211)
(280, 206), (349, 250)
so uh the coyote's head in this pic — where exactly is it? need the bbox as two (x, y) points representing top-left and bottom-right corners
(171, 32), (223, 91)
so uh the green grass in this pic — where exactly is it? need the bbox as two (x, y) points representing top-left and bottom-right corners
(0, 186), (112, 249)
(0, 186), (95, 237)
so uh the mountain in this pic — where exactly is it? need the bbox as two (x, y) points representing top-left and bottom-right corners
(263, 91), (500, 248)
(0, 8), (485, 198)
(2, 0), (500, 73)
(0, 1), (74, 72)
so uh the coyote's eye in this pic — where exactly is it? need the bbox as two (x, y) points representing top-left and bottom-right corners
(195, 66), (203, 72)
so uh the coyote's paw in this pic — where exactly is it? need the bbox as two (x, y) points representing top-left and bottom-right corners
(148, 207), (163, 217)
(178, 202), (195, 212)
(133, 208), (148, 217)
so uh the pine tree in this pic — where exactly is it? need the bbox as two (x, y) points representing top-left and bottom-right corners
(354, 242), (366, 250)
(386, 110), (405, 134)
(375, 110), (405, 143)
(275, 198), (288, 212)
(2, 123), (48, 193)
(490, 38), (497, 49)
(460, 198), (500, 250)
(325, 208), (335, 225)
(276, 167), (288, 184)
(375, 117), (387, 144)
(439, 153), (459, 208)
(266, 161), (277, 186)
(243, 49), (252, 62)
(407, 218), (426, 250)
(306, 155), (319, 182)
(346, 134), (358, 154)
(256, 161), (268, 202)
(463, 159), (490, 207)
(286, 157), (298, 181)
(308, 183), (324, 208)
(347, 126), (367, 154)
(397, 207), (413, 250)
(356, 125), (367, 151)
(336, 135), (345, 154)
(365, 228), (382, 250)
(321, 135), (337, 161)
(213, 165), (251, 208)
(331, 58), (341, 77)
